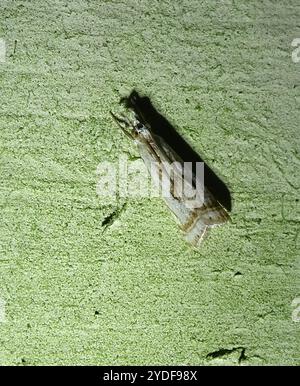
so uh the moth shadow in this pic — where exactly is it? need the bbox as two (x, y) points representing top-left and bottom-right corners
(121, 90), (232, 212)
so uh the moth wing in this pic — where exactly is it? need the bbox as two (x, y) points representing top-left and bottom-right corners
(153, 133), (182, 163)
(181, 188), (229, 246)
(158, 137), (230, 245)
(136, 131), (229, 246)
(153, 133), (229, 218)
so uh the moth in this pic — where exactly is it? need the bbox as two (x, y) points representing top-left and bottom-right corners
(111, 91), (229, 246)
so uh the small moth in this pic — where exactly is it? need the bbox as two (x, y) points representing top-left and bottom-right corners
(111, 91), (230, 246)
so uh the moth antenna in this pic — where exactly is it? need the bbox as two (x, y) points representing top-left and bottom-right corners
(110, 111), (134, 139)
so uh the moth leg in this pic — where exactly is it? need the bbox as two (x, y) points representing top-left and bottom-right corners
(110, 111), (135, 139)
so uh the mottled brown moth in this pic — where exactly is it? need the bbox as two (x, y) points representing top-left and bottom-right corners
(111, 91), (229, 246)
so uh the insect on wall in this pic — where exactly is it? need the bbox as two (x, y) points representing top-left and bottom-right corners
(105, 90), (231, 246)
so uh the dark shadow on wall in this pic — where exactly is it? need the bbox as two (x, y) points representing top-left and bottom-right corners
(120, 90), (232, 212)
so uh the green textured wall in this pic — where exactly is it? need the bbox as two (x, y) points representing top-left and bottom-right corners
(0, 0), (299, 365)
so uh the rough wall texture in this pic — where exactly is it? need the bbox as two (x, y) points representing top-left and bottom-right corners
(0, 0), (299, 365)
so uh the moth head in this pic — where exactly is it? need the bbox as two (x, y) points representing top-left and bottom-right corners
(119, 90), (149, 125)
(110, 111), (145, 140)
(135, 121), (144, 133)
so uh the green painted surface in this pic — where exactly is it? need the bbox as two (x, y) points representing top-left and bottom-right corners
(0, 0), (299, 365)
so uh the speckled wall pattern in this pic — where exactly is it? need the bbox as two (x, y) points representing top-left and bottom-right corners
(0, 0), (299, 365)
